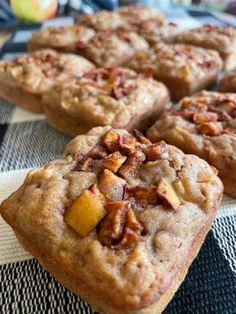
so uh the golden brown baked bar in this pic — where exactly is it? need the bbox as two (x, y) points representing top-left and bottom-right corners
(173, 24), (236, 70)
(116, 5), (165, 25)
(127, 43), (223, 101)
(28, 25), (95, 53)
(79, 6), (165, 31)
(78, 30), (149, 67)
(219, 70), (236, 93)
(0, 126), (223, 314)
(79, 10), (130, 31)
(42, 67), (170, 136)
(0, 49), (95, 113)
(135, 20), (180, 46)
(148, 90), (236, 197)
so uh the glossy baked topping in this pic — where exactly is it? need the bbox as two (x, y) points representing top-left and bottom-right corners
(168, 91), (236, 136)
(0, 49), (94, 94)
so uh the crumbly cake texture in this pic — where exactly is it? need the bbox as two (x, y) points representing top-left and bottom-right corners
(148, 90), (236, 197)
(219, 70), (236, 93)
(78, 30), (149, 67)
(1, 126), (223, 314)
(127, 43), (223, 101)
(28, 25), (95, 53)
(0, 49), (95, 113)
(42, 67), (170, 136)
(173, 24), (236, 70)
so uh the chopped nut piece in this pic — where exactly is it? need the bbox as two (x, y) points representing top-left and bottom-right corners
(118, 151), (146, 180)
(88, 144), (108, 159)
(102, 129), (119, 153)
(144, 141), (167, 161)
(124, 185), (158, 205)
(157, 178), (181, 210)
(99, 201), (129, 246)
(102, 152), (127, 173)
(64, 186), (106, 237)
(132, 129), (151, 145)
(73, 157), (94, 172)
(196, 122), (222, 136)
(99, 169), (125, 201)
(172, 110), (194, 120)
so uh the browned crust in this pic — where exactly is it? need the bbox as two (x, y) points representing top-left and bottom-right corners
(0, 83), (43, 113)
(155, 68), (221, 102)
(12, 204), (217, 314)
(43, 92), (170, 136)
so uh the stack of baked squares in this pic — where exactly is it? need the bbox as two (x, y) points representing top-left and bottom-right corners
(1, 5), (236, 314)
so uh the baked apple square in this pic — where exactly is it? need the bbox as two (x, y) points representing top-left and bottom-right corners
(42, 67), (170, 136)
(148, 90), (236, 196)
(173, 24), (236, 70)
(0, 126), (223, 314)
(127, 42), (223, 101)
(28, 25), (95, 53)
(78, 30), (149, 67)
(0, 49), (95, 113)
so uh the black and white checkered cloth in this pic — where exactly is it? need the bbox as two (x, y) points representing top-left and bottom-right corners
(0, 10), (236, 314)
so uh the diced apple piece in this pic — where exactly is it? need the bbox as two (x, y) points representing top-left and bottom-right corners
(117, 135), (136, 156)
(114, 208), (143, 250)
(132, 129), (151, 145)
(88, 144), (108, 159)
(99, 169), (125, 201)
(102, 152), (126, 173)
(124, 185), (158, 205)
(99, 201), (129, 246)
(157, 178), (181, 210)
(144, 141), (167, 161)
(118, 151), (146, 180)
(102, 129), (119, 153)
(64, 187), (106, 237)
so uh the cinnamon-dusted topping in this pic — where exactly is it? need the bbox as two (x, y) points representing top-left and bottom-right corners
(133, 129), (151, 145)
(157, 179), (181, 210)
(101, 152), (127, 173)
(99, 169), (125, 201)
(73, 157), (94, 172)
(124, 185), (158, 206)
(193, 112), (218, 123)
(65, 128), (188, 249)
(196, 122), (223, 136)
(143, 141), (166, 161)
(115, 207), (143, 249)
(168, 92), (236, 136)
(88, 144), (108, 159)
(118, 151), (146, 180)
(99, 201), (129, 246)
(99, 201), (143, 249)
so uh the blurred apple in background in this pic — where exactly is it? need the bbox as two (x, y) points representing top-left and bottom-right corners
(10, 0), (58, 23)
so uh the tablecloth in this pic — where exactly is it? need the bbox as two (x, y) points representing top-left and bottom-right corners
(0, 9), (235, 314)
